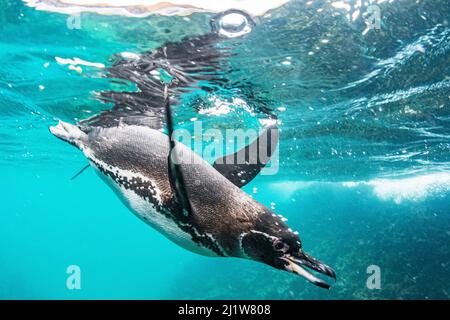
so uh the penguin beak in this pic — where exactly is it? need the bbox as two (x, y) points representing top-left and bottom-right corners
(280, 252), (336, 289)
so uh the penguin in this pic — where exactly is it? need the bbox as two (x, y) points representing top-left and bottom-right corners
(50, 120), (335, 288)
(50, 10), (336, 288)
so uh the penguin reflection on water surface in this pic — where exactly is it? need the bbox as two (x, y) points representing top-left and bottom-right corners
(50, 10), (336, 288)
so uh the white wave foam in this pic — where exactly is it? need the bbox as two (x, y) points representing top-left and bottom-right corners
(55, 57), (105, 69)
(343, 173), (450, 204)
(267, 173), (450, 204)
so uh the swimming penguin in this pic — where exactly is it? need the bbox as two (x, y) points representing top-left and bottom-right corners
(50, 120), (335, 288)
(50, 10), (336, 288)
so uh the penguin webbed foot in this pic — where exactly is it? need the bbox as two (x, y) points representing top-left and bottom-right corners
(49, 120), (85, 147)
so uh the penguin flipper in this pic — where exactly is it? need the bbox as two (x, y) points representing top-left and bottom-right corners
(212, 124), (279, 188)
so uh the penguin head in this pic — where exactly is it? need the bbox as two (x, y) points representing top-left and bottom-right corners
(240, 229), (336, 289)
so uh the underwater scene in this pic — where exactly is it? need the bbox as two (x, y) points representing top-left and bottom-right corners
(0, 0), (449, 300)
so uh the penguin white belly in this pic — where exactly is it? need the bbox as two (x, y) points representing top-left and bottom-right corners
(92, 163), (219, 257)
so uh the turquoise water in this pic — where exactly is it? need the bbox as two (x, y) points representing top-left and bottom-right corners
(1, 0), (450, 299)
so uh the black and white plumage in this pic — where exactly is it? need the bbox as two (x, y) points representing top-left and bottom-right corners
(50, 10), (335, 288)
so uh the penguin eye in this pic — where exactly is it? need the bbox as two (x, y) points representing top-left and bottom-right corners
(273, 240), (288, 252)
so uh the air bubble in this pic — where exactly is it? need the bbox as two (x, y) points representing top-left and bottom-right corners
(211, 10), (255, 39)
